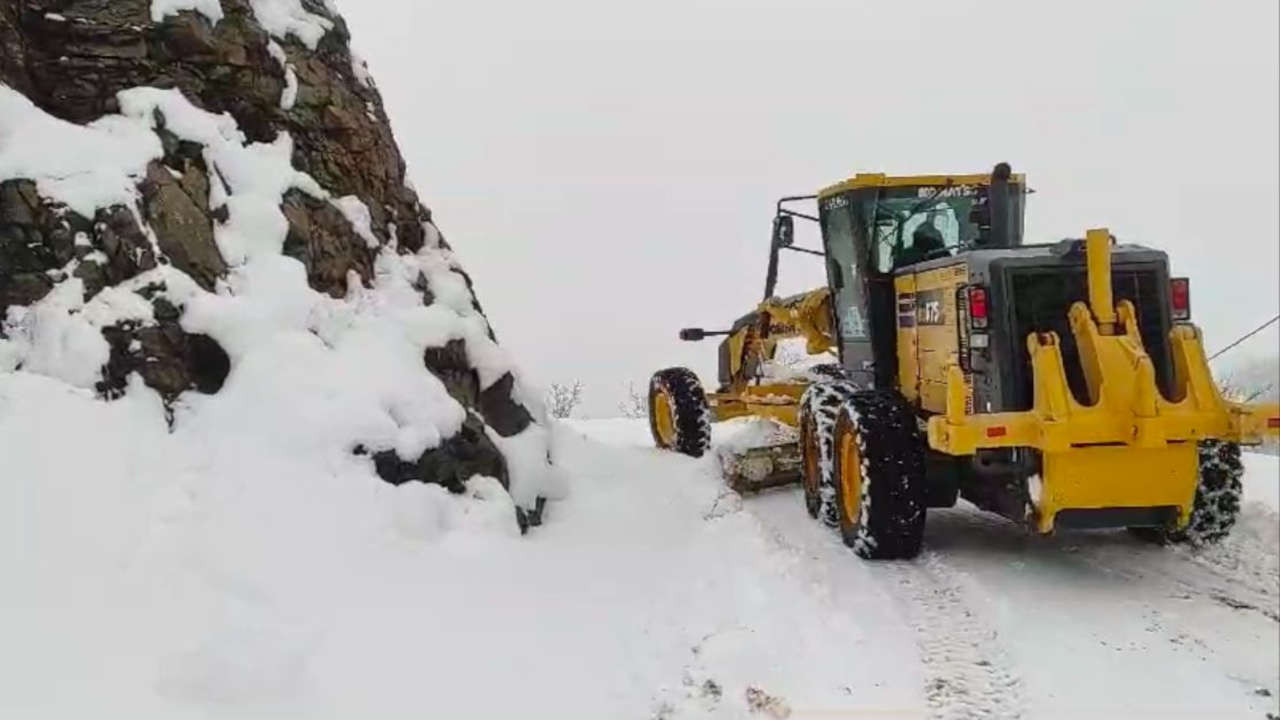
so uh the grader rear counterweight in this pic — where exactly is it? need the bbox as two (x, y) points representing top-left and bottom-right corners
(647, 163), (1280, 560)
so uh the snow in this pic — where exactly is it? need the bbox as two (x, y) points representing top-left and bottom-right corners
(266, 41), (299, 110)
(714, 417), (796, 455)
(1, 387), (1277, 717)
(4, 280), (111, 388)
(150, 0), (224, 26)
(351, 51), (375, 89)
(0, 84), (161, 217)
(249, 0), (334, 50)
(281, 66), (299, 109)
(1242, 450), (1279, 511)
(330, 195), (379, 249)
(114, 87), (329, 269)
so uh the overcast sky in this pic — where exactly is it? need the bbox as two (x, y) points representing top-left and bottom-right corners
(337, 0), (1279, 416)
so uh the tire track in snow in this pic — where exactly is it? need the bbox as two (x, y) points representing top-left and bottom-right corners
(893, 551), (1025, 720)
(1064, 531), (1279, 623)
(742, 489), (1024, 719)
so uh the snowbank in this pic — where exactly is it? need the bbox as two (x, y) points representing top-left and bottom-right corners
(0, 372), (525, 715)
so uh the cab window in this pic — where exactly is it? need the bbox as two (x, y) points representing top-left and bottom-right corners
(820, 202), (870, 341)
(859, 189), (981, 273)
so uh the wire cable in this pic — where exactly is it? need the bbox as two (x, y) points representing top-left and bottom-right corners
(1207, 314), (1280, 362)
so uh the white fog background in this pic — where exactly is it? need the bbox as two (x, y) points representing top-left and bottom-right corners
(338, 0), (1280, 416)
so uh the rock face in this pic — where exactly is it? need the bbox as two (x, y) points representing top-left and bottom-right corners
(0, 0), (539, 504)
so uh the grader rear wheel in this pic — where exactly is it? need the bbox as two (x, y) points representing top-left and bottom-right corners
(830, 391), (927, 560)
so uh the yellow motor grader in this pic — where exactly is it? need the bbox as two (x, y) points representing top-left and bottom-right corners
(648, 163), (1279, 560)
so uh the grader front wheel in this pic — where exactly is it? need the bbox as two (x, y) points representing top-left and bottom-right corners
(648, 367), (712, 457)
(800, 415), (824, 518)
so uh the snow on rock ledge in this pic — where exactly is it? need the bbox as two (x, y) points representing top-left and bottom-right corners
(0, 0), (555, 521)
(151, 0), (225, 25)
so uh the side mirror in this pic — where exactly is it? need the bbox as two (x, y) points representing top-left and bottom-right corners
(772, 215), (794, 248)
(679, 328), (707, 341)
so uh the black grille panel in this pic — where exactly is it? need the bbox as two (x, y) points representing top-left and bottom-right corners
(1005, 267), (1172, 410)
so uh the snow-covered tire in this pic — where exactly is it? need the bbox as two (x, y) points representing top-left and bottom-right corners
(648, 367), (712, 458)
(1132, 440), (1244, 545)
(830, 391), (927, 560)
(798, 380), (859, 524)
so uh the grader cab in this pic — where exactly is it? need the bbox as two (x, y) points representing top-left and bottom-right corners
(648, 163), (1279, 560)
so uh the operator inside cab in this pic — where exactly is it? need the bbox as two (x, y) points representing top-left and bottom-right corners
(892, 215), (949, 268)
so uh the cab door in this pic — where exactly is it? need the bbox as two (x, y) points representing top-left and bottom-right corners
(820, 196), (876, 388)
(895, 272), (921, 402)
(910, 263), (968, 413)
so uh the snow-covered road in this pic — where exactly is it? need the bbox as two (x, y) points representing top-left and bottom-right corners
(2, 401), (1275, 718)
(560, 419), (1280, 719)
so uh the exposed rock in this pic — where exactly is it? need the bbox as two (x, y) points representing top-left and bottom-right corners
(139, 161), (225, 291)
(93, 203), (158, 285)
(480, 372), (535, 437)
(424, 339), (480, 408)
(0, 272), (52, 315)
(0, 179), (84, 313)
(0, 1), (28, 95)
(281, 188), (373, 298)
(420, 333), (529, 438)
(1, 1), (425, 250)
(371, 413), (509, 494)
(99, 319), (230, 401)
(71, 258), (108, 300)
(98, 291), (230, 402)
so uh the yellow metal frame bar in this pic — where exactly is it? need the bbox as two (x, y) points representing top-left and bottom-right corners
(709, 384), (806, 427)
(818, 171), (1027, 201)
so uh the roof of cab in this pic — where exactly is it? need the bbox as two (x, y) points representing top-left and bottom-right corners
(817, 172), (1027, 201)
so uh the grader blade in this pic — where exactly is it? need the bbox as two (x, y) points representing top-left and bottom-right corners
(717, 442), (803, 493)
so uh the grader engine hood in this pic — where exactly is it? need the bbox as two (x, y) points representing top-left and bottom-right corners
(930, 229), (1280, 534)
(966, 241), (1175, 414)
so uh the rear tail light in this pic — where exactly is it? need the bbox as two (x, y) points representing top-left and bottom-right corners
(968, 286), (989, 329)
(1170, 277), (1191, 321)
